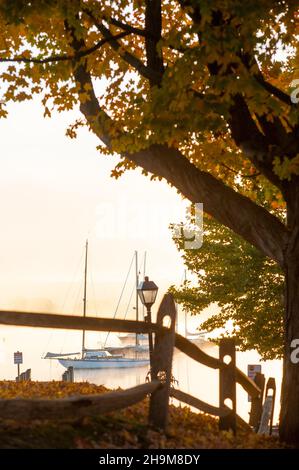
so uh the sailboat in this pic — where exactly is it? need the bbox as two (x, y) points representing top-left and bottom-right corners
(44, 242), (150, 369)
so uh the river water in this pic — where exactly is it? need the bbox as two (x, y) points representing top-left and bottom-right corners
(0, 324), (282, 425)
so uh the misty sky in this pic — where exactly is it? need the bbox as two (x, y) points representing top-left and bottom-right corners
(0, 97), (189, 318)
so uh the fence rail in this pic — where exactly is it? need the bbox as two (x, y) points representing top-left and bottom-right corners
(0, 309), (260, 397)
(0, 381), (160, 421)
(0, 293), (274, 434)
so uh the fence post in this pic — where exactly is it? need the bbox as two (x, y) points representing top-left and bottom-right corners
(219, 338), (236, 434)
(148, 293), (176, 430)
(249, 372), (265, 431)
(267, 378), (276, 435)
(62, 367), (74, 382)
(258, 377), (276, 435)
(68, 366), (74, 383)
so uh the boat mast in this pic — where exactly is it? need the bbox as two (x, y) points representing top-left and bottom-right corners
(82, 240), (88, 358)
(135, 250), (139, 348)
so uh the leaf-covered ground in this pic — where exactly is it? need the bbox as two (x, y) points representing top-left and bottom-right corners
(0, 381), (287, 449)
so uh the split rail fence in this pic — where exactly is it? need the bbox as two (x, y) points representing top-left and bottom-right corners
(0, 293), (275, 435)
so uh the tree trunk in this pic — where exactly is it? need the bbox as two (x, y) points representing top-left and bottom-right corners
(280, 188), (299, 445)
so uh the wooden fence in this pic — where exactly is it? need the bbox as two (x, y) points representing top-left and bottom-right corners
(16, 368), (31, 383)
(62, 366), (74, 383)
(0, 293), (275, 434)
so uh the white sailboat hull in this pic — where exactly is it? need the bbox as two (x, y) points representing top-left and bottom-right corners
(58, 358), (150, 369)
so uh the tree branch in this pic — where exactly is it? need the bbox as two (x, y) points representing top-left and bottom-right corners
(228, 93), (285, 189)
(109, 17), (147, 37)
(108, 16), (188, 54)
(84, 9), (161, 85)
(0, 32), (129, 64)
(144, 0), (164, 86)
(220, 162), (261, 179)
(239, 52), (294, 108)
(254, 74), (294, 107)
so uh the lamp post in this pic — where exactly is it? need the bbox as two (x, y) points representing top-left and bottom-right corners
(137, 276), (158, 369)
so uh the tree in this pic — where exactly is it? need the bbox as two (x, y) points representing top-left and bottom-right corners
(170, 214), (284, 360)
(0, 0), (298, 444)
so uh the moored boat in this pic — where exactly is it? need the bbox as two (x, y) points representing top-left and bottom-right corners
(44, 242), (150, 369)
(58, 350), (149, 369)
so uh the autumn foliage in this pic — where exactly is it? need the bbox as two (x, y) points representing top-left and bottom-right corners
(0, 381), (287, 449)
